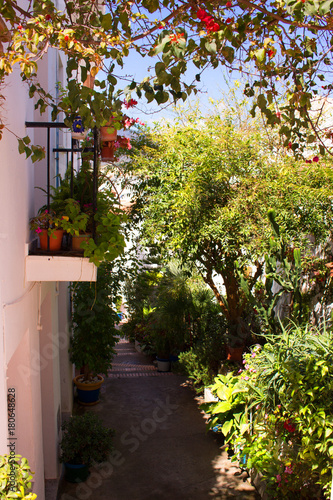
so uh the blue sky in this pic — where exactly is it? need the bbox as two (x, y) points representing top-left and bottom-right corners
(110, 48), (238, 125)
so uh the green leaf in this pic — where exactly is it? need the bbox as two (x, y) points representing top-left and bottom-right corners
(18, 139), (25, 154)
(255, 48), (266, 63)
(221, 46), (234, 64)
(212, 401), (232, 413)
(101, 13), (112, 30)
(222, 419), (233, 436)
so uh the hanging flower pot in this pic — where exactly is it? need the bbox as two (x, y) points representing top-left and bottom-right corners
(100, 122), (117, 142)
(72, 116), (88, 140)
(100, 141), (115, 161)
(82, 73), (95, 89)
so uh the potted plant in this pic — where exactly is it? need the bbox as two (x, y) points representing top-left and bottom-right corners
(50, 163), (126, 266)
(59, 412), (114, 483)
(100, 117), (118, 142)
(29, 207), (65, 251)
(59, 198), (92, 251)
(70, 261), (120, 404)
(0, 454), (37, 499)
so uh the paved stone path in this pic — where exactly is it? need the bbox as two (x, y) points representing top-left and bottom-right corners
(57, 339), (260, 500)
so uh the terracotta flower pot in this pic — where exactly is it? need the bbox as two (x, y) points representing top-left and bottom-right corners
(72, 234), (92, 252)
(100, 122), (117, 142)
(100, 143), (115, 161)
(83, 73), (95, 89)
(38, 229), (64, 251)
(226, 345), (244, 363)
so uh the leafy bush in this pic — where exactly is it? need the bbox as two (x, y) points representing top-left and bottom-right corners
(0, 455), (36, 499)
(178, 348), (216, 387)
(70, 261), (121, 380)
(60, 413), (114, 465)
(203, 323), (333, 498)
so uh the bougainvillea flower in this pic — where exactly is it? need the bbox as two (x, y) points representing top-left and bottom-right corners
(283, 419), (296, 433)
(197, 9), (207, 20)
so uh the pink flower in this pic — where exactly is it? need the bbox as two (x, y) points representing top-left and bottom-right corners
(285, 465), (293, 474)
(276, 474), (281, 483)
(35, 228), (42, 234)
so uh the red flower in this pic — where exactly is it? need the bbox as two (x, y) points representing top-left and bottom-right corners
(18, 24), (23, 30)
(267, 49), (274, 58)
(45, 14), (51, 20)
(123, 98), (138, 109)
(226, 1), (232, 6)
(283, 419), (296, 433)
(288, 142), (292, 149)
(305, 159), (312, 163)
(226, 17), (233, 24)
(313, 156), (319, 162)
(197, 8), (207, 20)
(64, 35), (69, 41)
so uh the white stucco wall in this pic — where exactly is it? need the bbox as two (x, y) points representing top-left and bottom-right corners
(0, 44), (72, 500)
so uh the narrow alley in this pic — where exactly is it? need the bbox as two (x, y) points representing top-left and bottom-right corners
(57, 338), (260, 500)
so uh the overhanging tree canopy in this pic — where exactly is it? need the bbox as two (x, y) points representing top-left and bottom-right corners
(0, 0), (332, 155)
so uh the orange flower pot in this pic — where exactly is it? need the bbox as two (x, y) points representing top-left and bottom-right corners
(100, 123), (117, 142)
(100, 144), (115, 161)
(39, 229), (64, 251)
(72, 234), (92, 252)
(226, 345), (244, 363)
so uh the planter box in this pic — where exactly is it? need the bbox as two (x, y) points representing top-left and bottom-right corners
(26, 255), (97, 282)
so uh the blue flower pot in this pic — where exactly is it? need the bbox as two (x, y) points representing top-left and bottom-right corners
(64, 463), (90, 483)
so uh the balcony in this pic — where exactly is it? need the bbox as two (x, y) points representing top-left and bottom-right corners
(26, 121), (99, 282)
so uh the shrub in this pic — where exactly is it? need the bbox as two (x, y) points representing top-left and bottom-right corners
(60, 413), (114, 465)
(203, 323), (333, 499)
